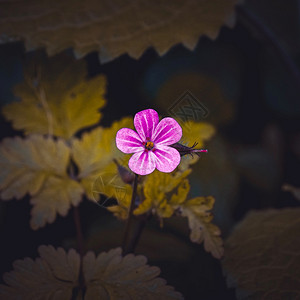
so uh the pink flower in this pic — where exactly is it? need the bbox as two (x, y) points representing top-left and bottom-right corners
(116, 109), (182, 175)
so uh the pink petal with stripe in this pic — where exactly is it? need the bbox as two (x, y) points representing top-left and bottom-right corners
(116, 128), (144, 154)
(128, 150), (156, 175)
(154, 145), (181, 172)
(152, 117), (182, 146)
(134, 109), (159, 141)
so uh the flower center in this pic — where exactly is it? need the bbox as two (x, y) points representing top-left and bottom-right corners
(143, 140), (154, 151)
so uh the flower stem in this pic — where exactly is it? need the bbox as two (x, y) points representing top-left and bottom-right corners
(73, 206), (84, 258)
(73, 205), (85, 291)
(122, 173), (139, 255)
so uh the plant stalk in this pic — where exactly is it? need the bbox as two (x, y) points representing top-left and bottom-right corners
(122, 173), (140, 255)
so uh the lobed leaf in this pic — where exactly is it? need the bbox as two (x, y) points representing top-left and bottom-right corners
(0, 245), (80, 300)
(83, 248), (183, 300)
(2, 53), (106, 139)
(0, 134), (84, 229)
(0, 134), (70, 200)
(30, 177), (84, 230)
(0, 246), (183, 300)
(180, 196), (224, 259)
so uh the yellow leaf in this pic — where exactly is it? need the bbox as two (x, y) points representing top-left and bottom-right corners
(0, 135), (69, 200)
(180, 196), (224, 259)
(93, 168), (134, 220)
(0, 1), (239, 61)
(2, 53), (106, 139)
(134, 169), (191, 217)
(0, 246), (183, 300)
(71, 117), (133, 201)
(0, 134), (84, 229)
(170, 179), (190, 205)
(30, 177), (84, 230)
(222, 208), (300, 299)
(0, 245), (80, 300)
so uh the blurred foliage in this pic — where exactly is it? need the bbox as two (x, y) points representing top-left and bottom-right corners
(282, 184), (300, 202)
(155, 73), (235, 126)
(222, 208), (300, 299)
(0, 0), (239, 62)
(0, 246), (183, 300)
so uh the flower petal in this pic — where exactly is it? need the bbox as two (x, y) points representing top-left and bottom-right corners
(152, 117), (182, 145)
(154, 145), (181, 173)
(134, 109), (159, 141)
(128, 150), (156, 175)
(116, 128), (144, 154)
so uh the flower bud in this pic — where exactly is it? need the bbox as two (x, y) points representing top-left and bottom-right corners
(170, 142), (208, 157)
(113, 159), (135, 184)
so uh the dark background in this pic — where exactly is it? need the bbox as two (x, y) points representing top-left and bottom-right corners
(0, 1), (299, 299)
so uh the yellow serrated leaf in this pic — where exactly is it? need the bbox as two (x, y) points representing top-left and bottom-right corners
(134, 169), (191, 217)
(183, 196), (215, 214)
(71, 117), (133, 201)
(2, 53), (106, 139)
(180, 196), (223, 259)
(0, 134), (70, 200)
(0, 1), (239, 62)
(170, 179), (190, 205)
(30, 176), (84, 230)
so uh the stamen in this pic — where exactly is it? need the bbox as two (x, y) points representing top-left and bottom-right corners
(144, 140), (154, 150)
